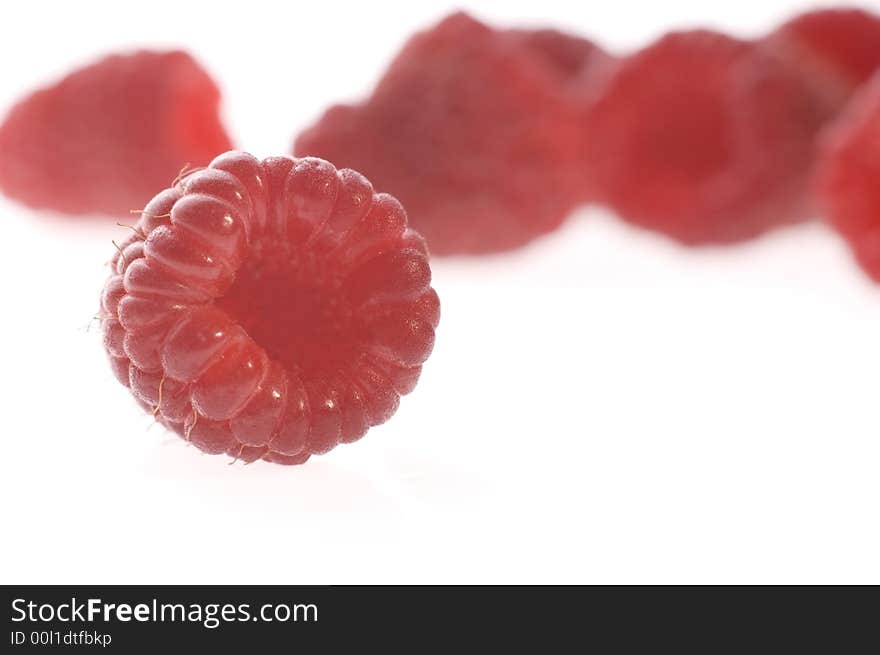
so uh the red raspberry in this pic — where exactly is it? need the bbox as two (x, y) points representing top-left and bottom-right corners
(101, 151), (439, 465)
(294, 12), (606, 255)
(762, 8), (880, 110)
(0, 50), (232, 216)
(585, 30), (829, 245)
(816, 74), (880, 282)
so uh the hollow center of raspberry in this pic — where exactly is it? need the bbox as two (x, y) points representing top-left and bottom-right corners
(216, 245), (356, 377)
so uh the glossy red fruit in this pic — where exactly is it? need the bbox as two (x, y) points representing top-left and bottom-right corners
(816, 75), (880, 282)
(762, 8), (880, 110)
(101, 151), (439, 465)
(585, 30), (829, 245)
(294, 12), (607, 255)
(0, 50), (233, 216)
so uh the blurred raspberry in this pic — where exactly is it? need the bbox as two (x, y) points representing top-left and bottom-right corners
(816, 74), (880, 281)
(762, 8), (880, 111)
(585, 30), (829, 245)
(294, 12), (609, 255)
(0, 50), (233, 216)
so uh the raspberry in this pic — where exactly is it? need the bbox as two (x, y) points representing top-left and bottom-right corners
(585, 30), (829, 245)
(294, 12), (604, 255)
(101, 151), (439, 465)
(0, 50), (232, 216)
(816, 74), (880, 282)
(762, 8), (880, 110)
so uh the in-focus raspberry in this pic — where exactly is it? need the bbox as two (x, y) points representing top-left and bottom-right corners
(0, 50), (233, 216)
(294, 12), (608, 255)
(585, 30), (829, 245)
(101, 151), (439, 465)
(816, 74), (880, 282)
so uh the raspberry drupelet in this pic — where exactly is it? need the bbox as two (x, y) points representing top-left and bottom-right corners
(101, 151), (439, 465)
(0, 50), (232, 216)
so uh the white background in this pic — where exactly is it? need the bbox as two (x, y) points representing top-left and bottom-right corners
(1, 0), (879, 584)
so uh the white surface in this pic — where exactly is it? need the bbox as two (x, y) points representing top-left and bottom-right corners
(1, 0), (879, 584)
